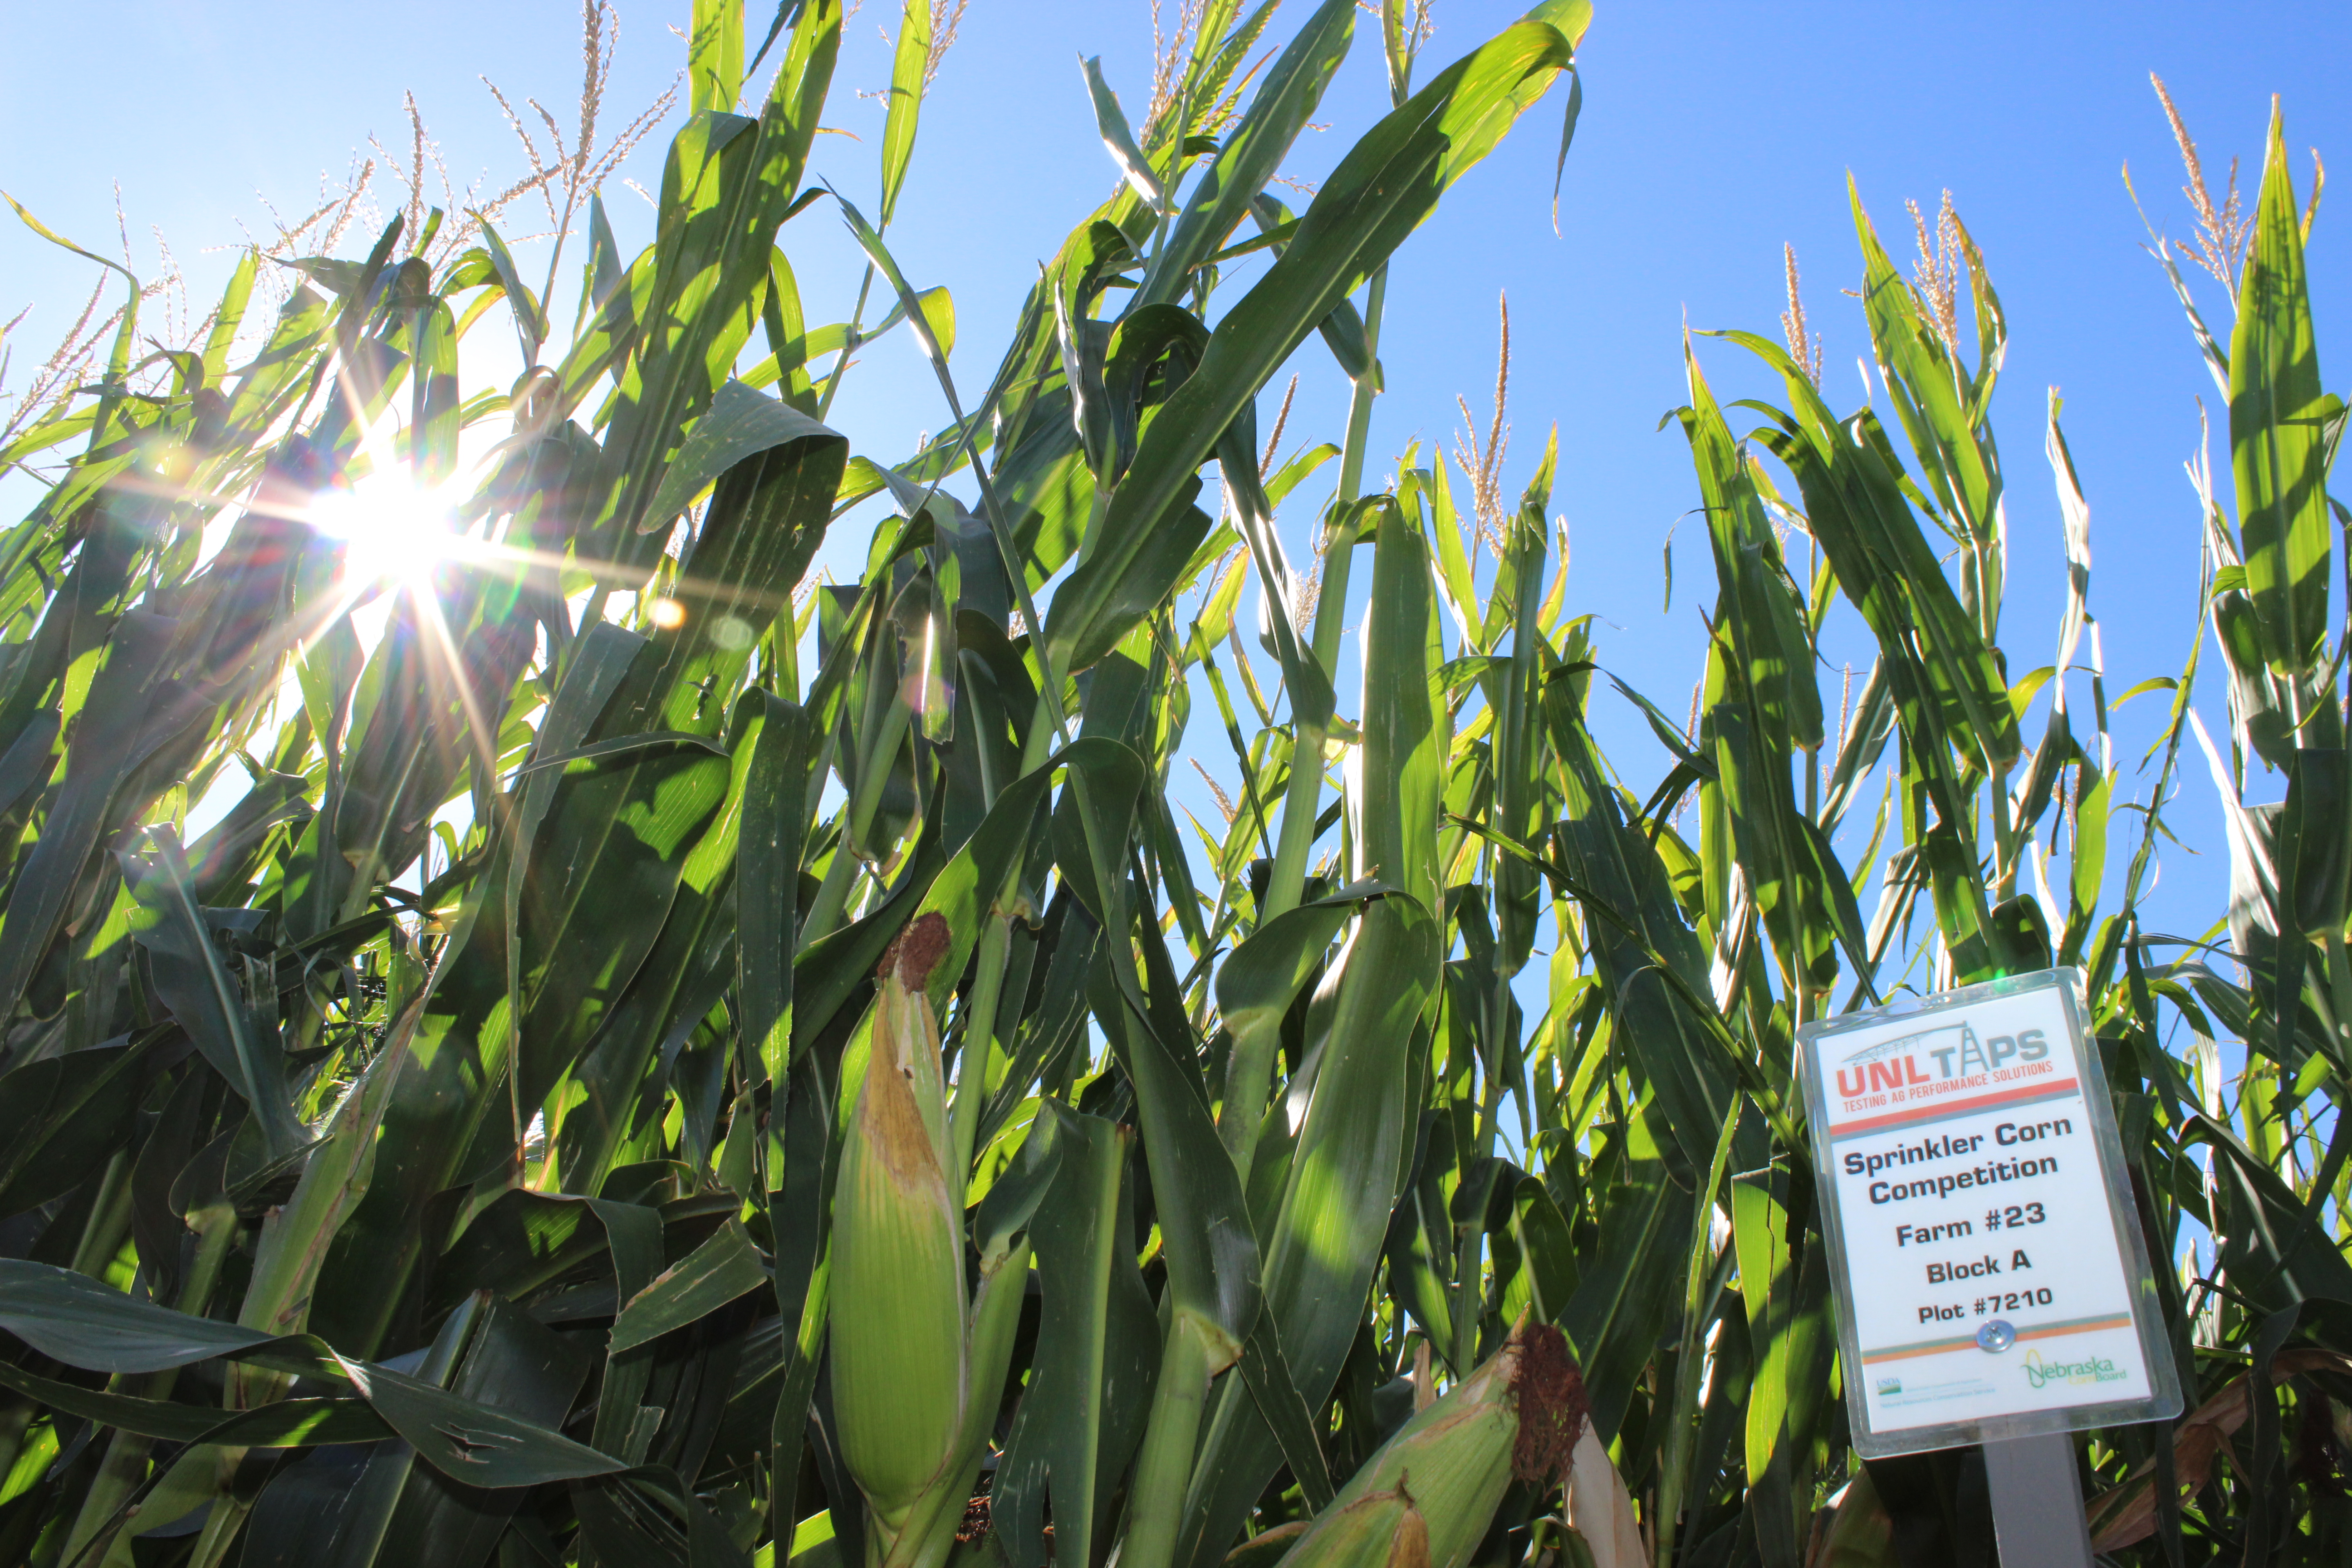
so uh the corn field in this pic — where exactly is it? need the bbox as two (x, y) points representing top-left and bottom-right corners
(0, 1), (2342, 1564)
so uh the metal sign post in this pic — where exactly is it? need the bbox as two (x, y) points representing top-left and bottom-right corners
(1983, 1432), (2096, 1568)
(1798, 969), (2180, 1565)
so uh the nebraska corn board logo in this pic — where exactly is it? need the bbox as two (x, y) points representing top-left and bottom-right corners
(2022, 1349), (2127, 1389)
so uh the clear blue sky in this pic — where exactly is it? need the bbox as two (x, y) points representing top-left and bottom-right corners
(3, 0), (2346, 968)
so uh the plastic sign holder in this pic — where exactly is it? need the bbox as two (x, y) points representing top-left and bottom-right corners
(1798, 968), (2180, 1564)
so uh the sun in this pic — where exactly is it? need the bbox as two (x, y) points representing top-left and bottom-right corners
(308, 471), (459, 585)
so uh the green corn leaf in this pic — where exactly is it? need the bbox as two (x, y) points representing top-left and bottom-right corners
(1097, 15), (1580, 569)
(739, 689), (811, 1087)
(1495, 1172), (1577, 1324)
(116, 832), (303, 1161)
(1139, 0), (1357, 304)
(1558, 1100), (1694, 1440)
(639, 378), (842, 536)
(0, 1034), (143, 1220)
(807, 730), (1100, 1068)
(763, 1053), (839, 1550)
(788, 824), (947, 1059)
(992, 1107), (1156, 1568)
(2202, 1118), (2352, 1312)
(1384, 1111), (1458, 1360)
(1083, 56), (1167, 213)
(1357, 501), (1446, 917)
(1044, 482), (1215, 677)
(376, 1297), (596, 1562)
(572, 1463), (753, 1566)
(1236, 1283), (1337, 1510)
(867, 282), (957, 357)
(1177, 895), (1440, 1564)
(596, 1), (842, 547)
(1681, 348), (1823, 750)
(513, 730), (731, 775)
(1485, 451), (1558, 976)
(469, 211), (549, 364)
(2231, 103), (2338, 680)
(1542, 681), (1733, 1172)
(1214, 892), (1363, 1169)
(879, 0), (931, 227)
(545, 720), (755, 1192)
(1731, 1170), (1833, 1568)
(585, 1195), (670, 1460)
(313, 404), (843, 1346)
(1850, 181), (2002, 549)
(199, 247), (260, 384)
(0, 1358), (384, 1447)
(691, 0), (744, 114)
(0, 1257), (284, 1371)
(0, 610), (175, 1024)
(0, 1259), (627, 1487)
(425, 1188), (645, 1319)
(331, 1349), (632, 1487)
(1714, 330), (2019, 778)
(610, 1219), (771, 1353)
(255, 1289), (486, 1567)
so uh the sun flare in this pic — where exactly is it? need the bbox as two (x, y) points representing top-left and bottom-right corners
(308, 473), (460, 585)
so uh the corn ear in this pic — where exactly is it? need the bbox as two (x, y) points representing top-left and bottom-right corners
(879, 1233), (1035, 1568)
(831, 914), (966, 1525)
(1270, 1485), (1431, 1568)
(1281, 1318), (1585, 1568)
(1225, 1522), (1310, 1567)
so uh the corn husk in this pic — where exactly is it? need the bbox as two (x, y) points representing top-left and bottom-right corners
(830, 915), (966, 1524)
(1271, 1486), (1431, 1568)
(1564, 1426), (1646, 1568)
(1279, 1319), (1585, 1568)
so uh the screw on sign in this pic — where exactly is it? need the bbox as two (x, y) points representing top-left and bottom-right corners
(1799, 969), (2181, 1568)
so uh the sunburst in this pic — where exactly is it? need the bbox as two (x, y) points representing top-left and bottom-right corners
(304, 470), (460, 588)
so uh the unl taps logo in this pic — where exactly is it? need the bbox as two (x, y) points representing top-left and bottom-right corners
(1834, 1020), (2052, 1098)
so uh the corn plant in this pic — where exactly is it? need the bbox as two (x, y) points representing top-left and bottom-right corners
(0, 1), (1598, 1564)
(0, 2), (2343, 1565)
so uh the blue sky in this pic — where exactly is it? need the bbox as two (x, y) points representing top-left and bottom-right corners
(3, 0), (2346, 976)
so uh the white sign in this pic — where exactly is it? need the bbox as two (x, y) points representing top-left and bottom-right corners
(1798, 968), (2181, 1456)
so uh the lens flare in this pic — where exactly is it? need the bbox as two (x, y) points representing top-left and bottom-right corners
(309, 475), (457, 584)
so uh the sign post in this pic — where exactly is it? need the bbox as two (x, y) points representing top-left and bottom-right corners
(1982, 1432), (2097, 1568)
(1798, 968), (2180, 1561)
